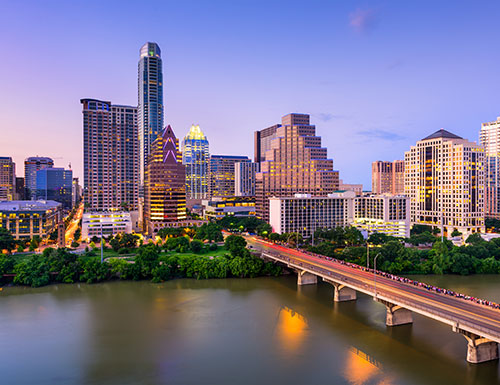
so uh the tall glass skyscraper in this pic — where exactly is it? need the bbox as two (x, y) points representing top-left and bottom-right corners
(36, 167), (73, 209)
(24, 157), (54, 200)
(138, 42), (164, 187)
(182, 125), (209, 199)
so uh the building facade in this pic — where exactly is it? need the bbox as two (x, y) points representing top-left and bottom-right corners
(81, 212), (133, 241)
(404, 129), (485, 235)
(0, 157), (15, 201)
(81, 98), (139, 212)
(138, 42), (164, 187)
(371, 160), (404, 194)
(182, 124), (209, 199)
(24, 157), (53, 199)
(144, 125), (187, 234)
(15, 177), (25, 200)
(352, 194), (410, 238)
(36, 168), (73, 209)
(202, 196), (256, 220)
(209, 155), (250, 198)
(235, 161), (259, 196)
(480, 116), (500, 218)
(256, 113), (339, 222)
(254, 124), (280, 163)
(0, 200), (62, 240)
(339, 179), (363, 195)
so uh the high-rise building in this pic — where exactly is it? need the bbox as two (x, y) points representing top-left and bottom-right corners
(15, 177), (25, 200)
(0, 157), (15, 201)
(81, 99), (139, 212)
(235, 161), (259, 196)
(372, 160), (404, 194)
(36, 167), (73, 209)
(138, 42), (164, 188)
(182, 125), (209, 199)
(480, 116), (500, 218)
(254, 124), (280, 163)
(24, 157), (54, 199)
(404, 129), (485, 235)
(209, 155), (250, 198)
(255, 113), (339, 221)
(339, 179), (363, 195)
(72, 177), (82, 208)
(144, 125), (186, 234)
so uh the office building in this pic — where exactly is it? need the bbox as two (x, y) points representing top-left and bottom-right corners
(480, 116), (500, 218)
(36, 168), (73, 209)
(0, 157), (15, 201)
(235, 161), (259, 196)
(209, 155), (250, 198)
(372, 160), (404, 194)
(339, 179), (363, 195)
(81, 211), (133, 241)
(254, 124), (280, 163)
(24, 157), (54, 199)
(72, 177), (82, 208)
(256, 113), (339, 221)
(182, 124), (209, 199)
(138, 42), (164, 187)
(144, 125), (186, 234)
(404, 129), (485, 235)
(0, 200), (62, 240)
(15, 177), (25, 200)
(202, 196), (256, 220)
(269, 192), (355, 238)
(81, 98), (139, 212)
(352, 194), (410, 238)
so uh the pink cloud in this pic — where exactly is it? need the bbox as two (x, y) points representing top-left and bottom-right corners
(349, 8), (378, 33)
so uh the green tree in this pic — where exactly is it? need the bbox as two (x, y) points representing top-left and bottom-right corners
(224, 235), (247, 257)
(135, 245), (159, 278)
(13, 254), (50, 287)
(79, 258), (109, 283)
(0, 227), (16, 253)
(190, 239), (204, 253)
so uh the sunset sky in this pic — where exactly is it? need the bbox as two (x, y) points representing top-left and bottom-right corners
(2, 0), (500, 187)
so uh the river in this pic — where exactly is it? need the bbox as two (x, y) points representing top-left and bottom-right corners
(1, 275), (500, 385)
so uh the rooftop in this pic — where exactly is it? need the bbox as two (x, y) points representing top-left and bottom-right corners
(422, 129), (463, 141)
(0, 200), (62, 211)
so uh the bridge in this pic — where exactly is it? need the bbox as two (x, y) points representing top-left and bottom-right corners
(246, 235), (500, 364)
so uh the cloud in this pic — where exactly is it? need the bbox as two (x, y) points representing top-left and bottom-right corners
(349, 8), (378, 33)
(357, 129), (405, 141)
(314, 113), (351, 122)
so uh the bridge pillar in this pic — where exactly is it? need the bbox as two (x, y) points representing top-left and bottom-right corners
(297, 271), (317, 286)
(454, 328), (499, 364)
(327, 282), (357, 302)
(385, 304), (413, 326)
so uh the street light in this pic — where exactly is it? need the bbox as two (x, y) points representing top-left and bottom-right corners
(373, 253), (380, 299)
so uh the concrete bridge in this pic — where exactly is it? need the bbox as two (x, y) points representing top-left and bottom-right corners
(247, 236), (500, 364)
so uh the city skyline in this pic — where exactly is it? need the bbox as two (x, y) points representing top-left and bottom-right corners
(3, 2), (500, 187)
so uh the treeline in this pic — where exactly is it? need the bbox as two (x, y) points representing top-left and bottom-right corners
(0, 235), (281, 288)
(306, 227), (500, 276)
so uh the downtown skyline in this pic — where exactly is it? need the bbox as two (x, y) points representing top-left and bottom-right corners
(3, 1), (500, 187)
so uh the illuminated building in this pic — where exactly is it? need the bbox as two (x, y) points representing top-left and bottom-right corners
(371, 160), (404, 194)
(36, 168), (73, 209)
(256, 113), (339, 221)
(0, 200), (62, 240)
(235, 161), (259, 196)
(404, 129), (485, 235)
(144, 125), (187, 234)
(480, 116), (500, 218)
(254, 124), (280, 163)
(81, 211), (132, 240)
(352, 194), (410, 238)
(72, 177), (82, 207)
(182, 125), (209, 199)
(138, 42), (164, 188)
(81, 98), (139, 212)
(24, 156), (53, 199)
(202, 196), (256, 220)
(0, 157), (15, 201)
(209, 155), (250, 198)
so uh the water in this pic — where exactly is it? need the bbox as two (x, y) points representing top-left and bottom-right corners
(1, 275), (500, 385)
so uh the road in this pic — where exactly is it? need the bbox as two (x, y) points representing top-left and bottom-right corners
(65, 202), (84, 246)
(245, 235), (500, 343)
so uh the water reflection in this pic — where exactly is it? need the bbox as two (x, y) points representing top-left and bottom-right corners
(275, 306), (308, 354)
(344, 347), (390, 385)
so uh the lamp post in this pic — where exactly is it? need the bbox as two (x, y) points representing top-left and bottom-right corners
(100, 223), (104, 264)
(373, 253), (380, 299)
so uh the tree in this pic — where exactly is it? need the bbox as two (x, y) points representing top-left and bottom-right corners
(190, 239), (204, 253)
(451, 229), (462, 237)
(0, 228), (16, 254)
(224, 235), (247, 257)
(13, 254), (50, 287)
(269, 232), (281, 243)
(466, 233), (484, 245)
(135, 245), (160, 278)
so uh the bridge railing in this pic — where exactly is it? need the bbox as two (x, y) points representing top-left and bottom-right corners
(262, 251), (500, 342)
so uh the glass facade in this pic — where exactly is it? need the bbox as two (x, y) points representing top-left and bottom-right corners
(36, 168), (73, 209)
(182, 125), (209, 199)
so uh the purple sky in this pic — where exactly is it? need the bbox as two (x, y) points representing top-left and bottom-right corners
(2, 1), (500, 188)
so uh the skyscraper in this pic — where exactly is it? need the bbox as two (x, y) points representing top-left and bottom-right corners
(138, 42), (164, 187)
(209, 155), (250, 198)
(24, 157), (54, 199)
(0, 157), (15, 201)
(235, 161), (259, 196)
(404, 129), (485, 235)
(182, 125), (209, 199)
(255, 113), (339, 221)
(372, 160), (404, 194)
(144, 125), (186, 234)
(81, 98), (139, 211)
(36, 167), (73, 209)
(480, 116), (500, 218)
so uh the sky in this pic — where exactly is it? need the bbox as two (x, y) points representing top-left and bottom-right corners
(1, 0), (500, 188)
